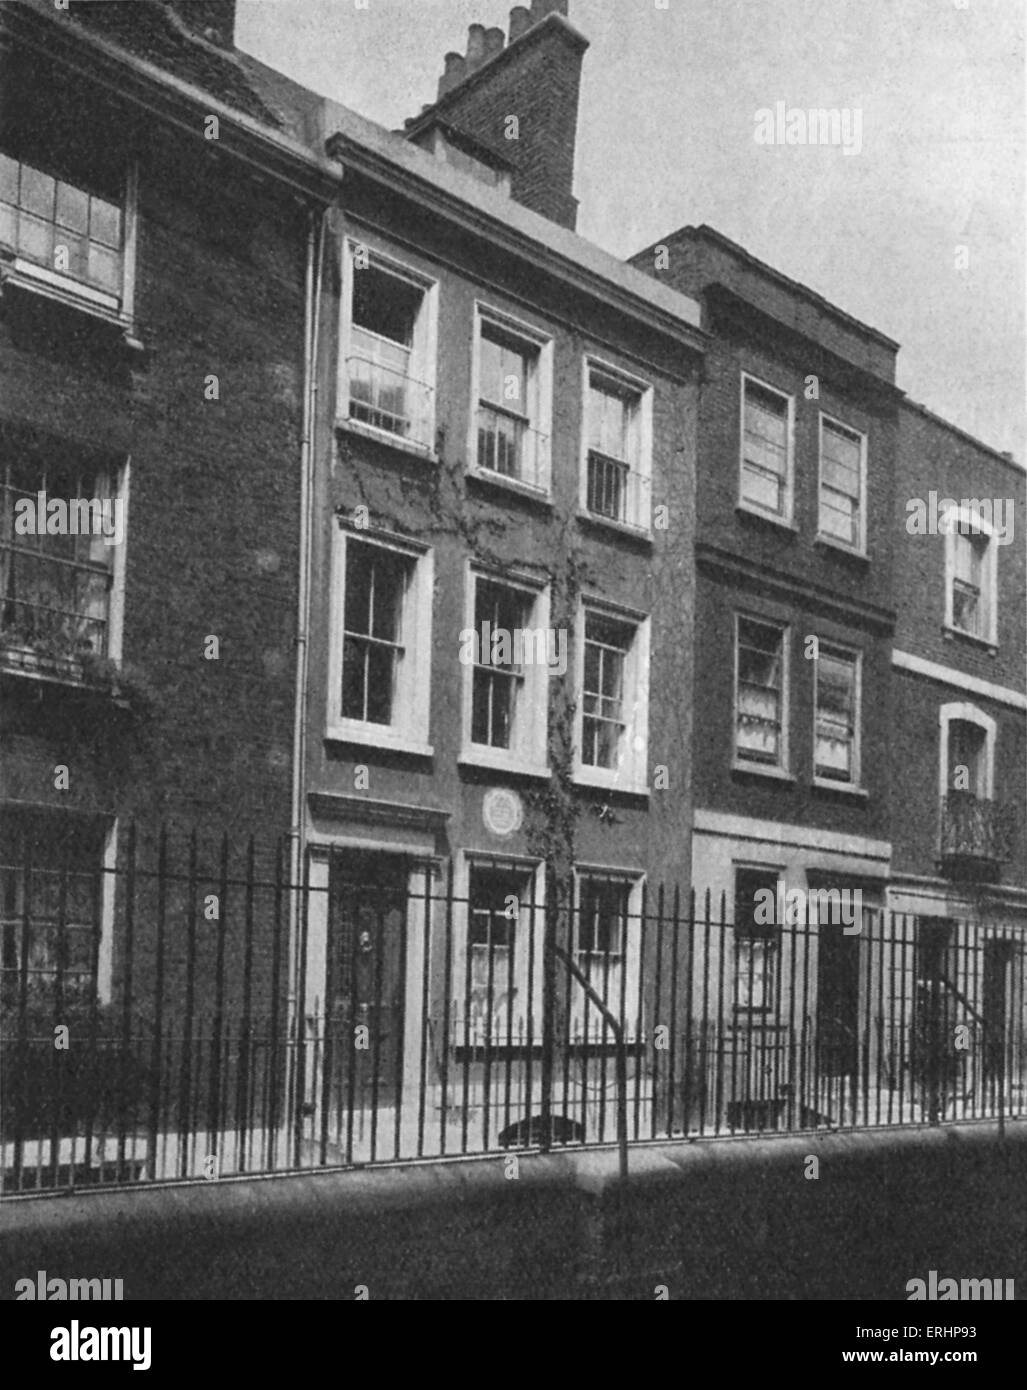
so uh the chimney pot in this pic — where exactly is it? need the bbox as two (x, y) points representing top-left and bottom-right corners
(466, 23), (487, 69)
(529, 0), (569, 21)
(509, 6), (532, 41)
(438, 50), (467, 99)
(483, 26), (505, 60)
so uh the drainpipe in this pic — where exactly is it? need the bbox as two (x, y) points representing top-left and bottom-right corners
(287, 200), (327, 1099)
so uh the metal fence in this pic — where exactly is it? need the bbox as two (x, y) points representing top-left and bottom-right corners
(2, 827), (1025, 1196)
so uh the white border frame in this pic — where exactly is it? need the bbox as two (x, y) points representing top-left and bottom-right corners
(468, 301), (554, 495)
(326, 521), (434, 755)
(739, 371), (795, 525)
(942, 503), (999, 647)
(579, 355), (654, 534)
(939, 701), (996, 801)
(459, 561), (552, 777)
(573, 593), (651, 794)
(338, 237), (439, 455)
(732, 611), (791, 775)
(817, 411), (867, 554)
(812, 641), (863, 790)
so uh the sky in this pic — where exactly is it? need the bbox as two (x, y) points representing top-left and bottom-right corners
(236, 0), (1025, 460)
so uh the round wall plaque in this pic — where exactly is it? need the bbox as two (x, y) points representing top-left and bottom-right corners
(483, 787), (523, 837)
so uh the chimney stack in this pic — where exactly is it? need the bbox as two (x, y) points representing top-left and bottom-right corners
(509, 7), (532, 42)
(438, 51), (467, 100)
(409, 1), (588, 229)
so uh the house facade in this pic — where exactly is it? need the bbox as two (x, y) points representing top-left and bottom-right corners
(274, 2), (707, 1156)
(0, 0), (339, 1029)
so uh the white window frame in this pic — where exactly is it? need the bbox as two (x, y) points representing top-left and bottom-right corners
(580, 356), (653, 534)
(326, 522), (433, 755)
(338, 238), (439, 455)
(571, 868), (645, 1043)
(469, 303), (553, 495)
(452, 853), (546, 1048)
(943, 504), (998, 647)
(460, 564), (551, 777)
(733, 612), (790, 774)
(817, 412), (867, 554)
(573, 597), (650, 794)
(938, 702), (996, 802)
(0, 151), (138, 330)
(812, 642), (863, 789)
(739, 372), (795, 524)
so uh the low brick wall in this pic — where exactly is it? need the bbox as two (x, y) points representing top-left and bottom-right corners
(1, 1122), (1024, 1300)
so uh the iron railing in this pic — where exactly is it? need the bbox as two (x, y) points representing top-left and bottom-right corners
(939, 792), (1015, 874)
(1, 826), (1025, 1196)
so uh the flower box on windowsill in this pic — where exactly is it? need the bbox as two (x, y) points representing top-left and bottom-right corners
(0, 645), (147, 710)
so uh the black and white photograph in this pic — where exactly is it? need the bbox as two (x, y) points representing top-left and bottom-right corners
(0, 0), (1024, 1348)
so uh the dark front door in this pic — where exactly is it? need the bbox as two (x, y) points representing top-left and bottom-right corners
(326, 852), (408, 1118)
(913, 917), (959, 1117)
(817, 926), (860, 1078)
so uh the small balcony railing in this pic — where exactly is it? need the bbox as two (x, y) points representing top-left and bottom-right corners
(586, 448), (650, 530)
(346, 354), (434, 450)
(476, 401), (549, 492)
(938, 792), (1015, 879)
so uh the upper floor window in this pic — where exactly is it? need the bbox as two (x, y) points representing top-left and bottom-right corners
(473, 308), (552, 493)
(462, 569), (550, 774)
(328, 527), (433, 754)
(818, 416), (866, 551)
(0, 144), (134, 321)
(740, 374), (793, 522)
(576, 601), (650, 792)
(0, 446), (126, 676)
(582, 362), (652, 531)
(945, 508), (998, 646)
(735, 615), (788, 770)
(341, 242), (437, 452)
(940, 703), (995, 801)
(814, 645), (861, 786)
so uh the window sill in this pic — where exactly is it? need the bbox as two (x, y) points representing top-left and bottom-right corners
(735, 503), (797, 534)
(731, 761), (796, 784)
(325, 724), (433, 758)
(572, 765), (649, 796)
(459, 750), (551, 780)
(812, 779), (869, 799)
(815, 534), (869, 562)
(337, 417), (438, 463)
(576, 510), (653, 545)
(467, 469), (554, 510)
(0, 257), (142, 350)
(942, 625), (997, 656)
